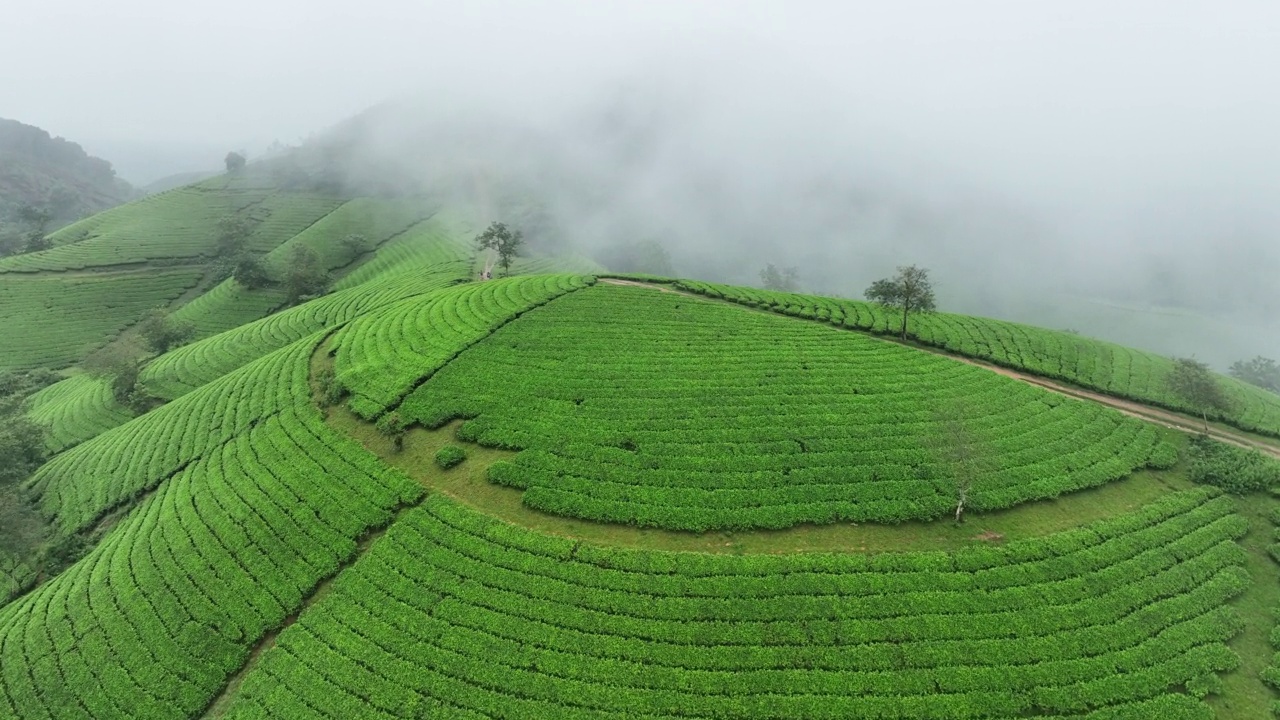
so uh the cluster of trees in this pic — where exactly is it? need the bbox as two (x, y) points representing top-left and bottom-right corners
(0, 370), (57, 485)
(212, 212), (331, 304)
(1229, 356), (1280, 394)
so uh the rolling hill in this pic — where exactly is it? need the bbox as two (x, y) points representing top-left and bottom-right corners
(1, 174), (1280, 720)
(0, 118), (138, 257)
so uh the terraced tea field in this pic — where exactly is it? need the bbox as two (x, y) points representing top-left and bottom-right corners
(0, 268), (204, 370)
(677, 281), (1280, 438)
(223, 489), (1245, 719)
(397, 284), (1175, 531)
(3, 195), (1280, 720)
(25, 374), (133, 453)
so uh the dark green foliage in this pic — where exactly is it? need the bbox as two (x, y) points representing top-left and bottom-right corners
(137, 309), (197, 354)
(84, 345), (142, 403)
(1168, 357), (1234, 433)
(0, 369), (56, 483)
(1186, 436), (1280, 493)
(315, 367), (345, 407)
(37, 532), (86, 575)
(0, 419), (46, 484)
(0, 118), (137, 258)
(283, 246), (331, 304)
(475, 221), (524, 277)
(232, 253), (271, 290)
(376, 411), (407, 452)
(225, 151), (247, 172)
(865, 264), (937, 340)
(434, 444), (466, 469)
(1230, 356), (1280, 394)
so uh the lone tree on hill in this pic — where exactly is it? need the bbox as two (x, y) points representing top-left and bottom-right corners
(865, 265), (937, 340)
(1167, 357), (1233, 434)
(475, 222), (524, 277)
(224, 151), (246, 173)
(760, 263), (800, 291)
(1229, 356), (1280, 394)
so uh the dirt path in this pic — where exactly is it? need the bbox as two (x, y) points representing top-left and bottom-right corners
(602, 278), (1280, 459)
(940, 352), (1280, 458)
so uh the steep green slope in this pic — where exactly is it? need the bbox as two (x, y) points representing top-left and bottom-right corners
(166, 198), (438, 338)
(140, 259), (471, 401)
(0, 336), (422, 719)
(224, 489), (1245, 719)
(25, 374), (132, 453)
(331, 274), (596, 418)
(678, 281), (1280, 438)
(395, 284), (1175, 530)
(0, 183), (342, 273)
(0, 268), (203, 371)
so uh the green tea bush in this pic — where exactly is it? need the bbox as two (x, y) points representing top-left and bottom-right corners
(1187, 436), (1280, 493)
(434, 445), (466, 470)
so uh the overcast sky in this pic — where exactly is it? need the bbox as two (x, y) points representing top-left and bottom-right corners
(4, 2), (1277, 190)
(3, 1), (1278, 360)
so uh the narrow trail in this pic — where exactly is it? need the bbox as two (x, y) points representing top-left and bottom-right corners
(600, 278), (1280, 459)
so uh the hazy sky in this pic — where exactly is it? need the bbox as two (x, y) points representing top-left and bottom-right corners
(3, 1), (1277, 361)
(5, 2), (1278, 188)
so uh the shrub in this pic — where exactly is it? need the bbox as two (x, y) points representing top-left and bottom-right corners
(375, 412), (407, 452)
(435, 445), (466, 470)
(1187, 436), (1280, 493)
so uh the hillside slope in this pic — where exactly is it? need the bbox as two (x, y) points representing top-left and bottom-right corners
(0, 118), (137, 256)
(5, 193), (1280, 718)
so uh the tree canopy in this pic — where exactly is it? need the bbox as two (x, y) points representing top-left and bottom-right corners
(475, 221), (524, 277)
(1167, 357), (1233, 433)
(1229, 356), (1280, 394)
(224, 151), (247, 173)
(865, 265), (937, 340)
(760, 263), (800, 291)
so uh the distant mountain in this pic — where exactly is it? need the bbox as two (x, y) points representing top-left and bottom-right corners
(0, 118), (139, 255)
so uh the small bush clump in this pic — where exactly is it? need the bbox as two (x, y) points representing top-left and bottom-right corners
(1186, 436), (1280, 493)
(435, 445), (466, 470)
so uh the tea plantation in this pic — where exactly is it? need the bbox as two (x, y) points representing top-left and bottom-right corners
(3, 187), (1280, 719)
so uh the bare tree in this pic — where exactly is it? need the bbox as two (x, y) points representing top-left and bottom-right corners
(1167, 357), (1233, 434)
(865, 265), (937, 340)
(927, 400), (994, 523)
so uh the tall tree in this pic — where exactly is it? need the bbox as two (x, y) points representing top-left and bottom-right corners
(1167, 357), (1233, 434)
(865, 265), (937, 340)
(224, 151), (246, 173)
(1229, 356), (1280, 394)
(474, 222), (524, 277)
(759, 263), (800, 291)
